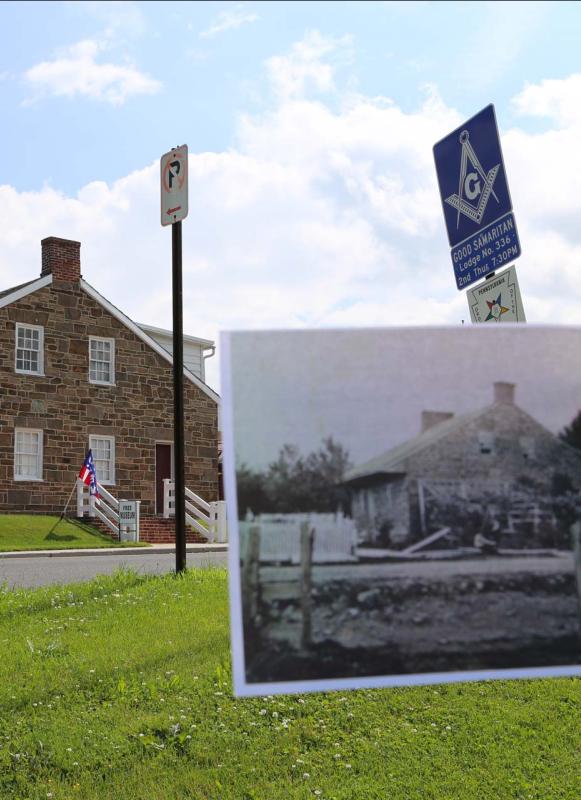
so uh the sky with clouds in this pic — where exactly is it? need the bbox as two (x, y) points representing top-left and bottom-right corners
(1, 0), (581, 392)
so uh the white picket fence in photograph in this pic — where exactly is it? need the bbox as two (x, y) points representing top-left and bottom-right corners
(241, 512), (358, 564)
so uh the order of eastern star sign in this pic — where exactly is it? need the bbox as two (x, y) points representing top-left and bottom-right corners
(485, 293), (510, 322)
(444, 130), (500, 227)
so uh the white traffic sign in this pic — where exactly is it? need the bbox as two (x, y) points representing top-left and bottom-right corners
(160, 145), (188, 226)
(119, 499), (139, 541)
(467, 264), (526, 323)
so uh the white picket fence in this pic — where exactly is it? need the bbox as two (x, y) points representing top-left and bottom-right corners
(241, 512), (357, 564)
(163, 479), (228, 543)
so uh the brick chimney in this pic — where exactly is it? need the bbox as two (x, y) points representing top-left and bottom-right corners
(493, 382), (515, 405)
(421, 411), (454, 433)
(41, 237), (81, 283)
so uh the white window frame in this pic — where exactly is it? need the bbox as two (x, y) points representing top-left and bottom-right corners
(14, 323), (44, 376)
(520, 436), (535, 460)
(14, 428), (43, 481)
(89, 337), (115, 386)
(478, 431), (495, 455)
(89, 435), (116, 486)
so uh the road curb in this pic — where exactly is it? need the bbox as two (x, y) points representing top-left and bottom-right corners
(0, 545), (228, 560)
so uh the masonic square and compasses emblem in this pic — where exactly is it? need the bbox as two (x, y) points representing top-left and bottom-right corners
(433, 104), (522, 290)
(444, 130), (500, 228)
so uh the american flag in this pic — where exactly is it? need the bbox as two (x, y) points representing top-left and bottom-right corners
(79, 449), (100, 499)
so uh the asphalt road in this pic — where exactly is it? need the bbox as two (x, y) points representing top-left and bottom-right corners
(0, 550), (228, 589)
(1, 551), (573, 591)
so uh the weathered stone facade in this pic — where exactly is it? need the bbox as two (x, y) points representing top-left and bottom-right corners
(0, 238), (219, 516)
(348, 384), (581, 545)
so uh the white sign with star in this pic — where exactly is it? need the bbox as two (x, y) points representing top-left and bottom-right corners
(467, 264), (526, 324)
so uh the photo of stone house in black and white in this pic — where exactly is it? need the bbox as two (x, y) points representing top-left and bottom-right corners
(346, 381), (581, 550)
(223, 326), (581, 695)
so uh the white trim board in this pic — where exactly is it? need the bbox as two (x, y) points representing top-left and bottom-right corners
(0, 275), (53, 310)
(138, 322), (215, 349)
(80, 280), (220, 404)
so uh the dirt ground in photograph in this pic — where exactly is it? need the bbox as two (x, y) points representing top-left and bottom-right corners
(247, 554), (581, 683)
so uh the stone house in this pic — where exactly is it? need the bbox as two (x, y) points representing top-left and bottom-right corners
(344, 382), (581, 547)
(0, 236), (219, 540)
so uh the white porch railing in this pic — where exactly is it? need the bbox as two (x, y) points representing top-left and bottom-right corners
(163, 479), (227, 543)
(76, 479), (121, 537)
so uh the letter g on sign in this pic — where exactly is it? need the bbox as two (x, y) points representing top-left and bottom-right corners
(464, 172), (481, 200)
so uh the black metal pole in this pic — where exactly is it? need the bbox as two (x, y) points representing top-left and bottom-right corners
(172, 220), (186, 573)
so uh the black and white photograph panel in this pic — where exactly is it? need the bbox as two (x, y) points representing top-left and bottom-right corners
(222, 326), (581, 695)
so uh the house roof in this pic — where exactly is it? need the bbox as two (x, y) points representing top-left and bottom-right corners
(344, 405), (493, 483)
(0, 275), (53, 308)
(0, 270), (219, 403)
(0, 278), (37, 300)
(138, 323), (215, 350)
(80, 280), (220, 404)
(346, 397), (581, 485)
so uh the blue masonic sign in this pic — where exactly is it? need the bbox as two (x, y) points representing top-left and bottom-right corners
(433, 104), (521, 290)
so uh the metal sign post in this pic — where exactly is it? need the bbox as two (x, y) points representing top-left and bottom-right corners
(433, 105), (522, 291)
(161, 145), (189, 573)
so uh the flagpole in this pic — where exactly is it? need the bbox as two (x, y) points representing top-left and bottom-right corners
(47, 478), (78, 537)
(61, 478), (78, 518)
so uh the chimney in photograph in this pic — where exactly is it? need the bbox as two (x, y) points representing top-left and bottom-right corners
(421, 411), (454, 433)
(493, 381), (515, 405)
(41, 237), (81, 283)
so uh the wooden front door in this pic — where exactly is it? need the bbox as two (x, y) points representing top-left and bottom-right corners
(155, 444), (172, 514)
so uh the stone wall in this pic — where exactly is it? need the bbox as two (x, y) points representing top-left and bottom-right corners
(0, 277), (218, 515)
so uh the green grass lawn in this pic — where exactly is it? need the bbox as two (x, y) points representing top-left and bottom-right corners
(0, 515), (148, 551)
(0, 569), (579, 800)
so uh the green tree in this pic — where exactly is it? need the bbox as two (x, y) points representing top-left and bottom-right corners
(266, 437), (352, 514)
(236, 463), (271, 519)
(266, 444), (309, 513)
(236, 438), (353, 516)
(559, 409), (581, 450)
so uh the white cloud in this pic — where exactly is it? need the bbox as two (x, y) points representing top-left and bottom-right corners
(199, 5), (258, 39)
(265, 30), (353, 100)
(513, 73), (581, 126)
(3, 35), (581, 392)
(23, 38), (161, 105)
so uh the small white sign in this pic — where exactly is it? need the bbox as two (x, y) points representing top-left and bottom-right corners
(119, 500), (138, 541)
(467, 264), (526, 324)
(160, 145), (188, 226)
